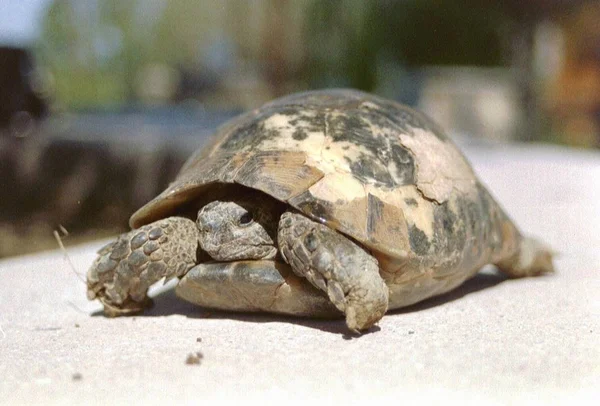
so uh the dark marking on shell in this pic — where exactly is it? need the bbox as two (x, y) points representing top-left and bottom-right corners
(404, 198), (418, 207)
(427, 184), (506, 271)
(326, 110), (416, 187)
(285, 109), (325, 131)
(292, 129), (308, 141)
(221, 107), (326, 153)
(289, 191), (333, 225)
(346, 153), (395, 187)
(328, 113), (376, 147)
(219, 113), (279, 151)
(409, 225), (430, 256)
(361, 99), (448, 140)
(431, 201), (464, 257)
(367, 194), (385, 238)
(390, 144), (415, 184)
(475, 183), (504, 254)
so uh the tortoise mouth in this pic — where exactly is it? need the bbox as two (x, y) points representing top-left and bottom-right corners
(196, 238), (280, 264)
(196, 244), (284, 267)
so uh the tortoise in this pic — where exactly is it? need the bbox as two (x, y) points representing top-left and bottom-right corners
(87, 89), (554, 332)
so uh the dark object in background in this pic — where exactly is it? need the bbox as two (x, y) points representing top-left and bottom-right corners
(0, 109), (232, 259)
(0, 46), (48, 137)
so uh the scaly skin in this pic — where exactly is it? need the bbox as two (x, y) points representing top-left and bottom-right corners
(278, 212), (389, 332)
(197, 201), (278, 261)
(86, 217), (198, 316)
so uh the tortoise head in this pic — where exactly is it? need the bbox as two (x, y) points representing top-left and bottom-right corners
(196, 200), (278, 261)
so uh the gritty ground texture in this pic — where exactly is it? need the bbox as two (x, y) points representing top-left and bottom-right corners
(0, 141), (599, 405)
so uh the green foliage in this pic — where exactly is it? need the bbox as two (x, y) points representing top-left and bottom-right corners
(36, 0), (512, 108)
(303, 0), (509, 91)
(303, 0), (382, 90)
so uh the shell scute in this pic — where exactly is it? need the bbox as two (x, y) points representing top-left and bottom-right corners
(233, 151), (324, 201)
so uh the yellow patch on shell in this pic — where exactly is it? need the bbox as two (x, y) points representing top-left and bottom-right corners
(399, 128), (476, 203)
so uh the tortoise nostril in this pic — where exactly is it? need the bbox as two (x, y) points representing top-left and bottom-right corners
(197, 219), (214, 233)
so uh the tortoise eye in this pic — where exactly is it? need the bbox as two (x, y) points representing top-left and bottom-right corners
(239, 212), (253, 226)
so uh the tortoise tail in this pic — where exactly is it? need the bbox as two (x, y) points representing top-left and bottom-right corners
(495, 236), (555, 278)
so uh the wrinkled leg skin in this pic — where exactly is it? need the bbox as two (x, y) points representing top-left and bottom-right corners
(278, 212), (389, 332)
(87, 217), (198, 316)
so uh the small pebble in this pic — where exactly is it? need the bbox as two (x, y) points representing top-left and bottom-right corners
(72, 373), (83, 381)
(185, 352), (204, 365)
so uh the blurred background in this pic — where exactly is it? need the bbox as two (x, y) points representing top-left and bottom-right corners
(0, 0), (598, 258)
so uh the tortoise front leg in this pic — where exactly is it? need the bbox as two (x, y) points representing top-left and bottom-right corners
(87, 217), (199, 316)
(278, 212), (389, 332)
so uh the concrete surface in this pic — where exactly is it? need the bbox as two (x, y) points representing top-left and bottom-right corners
(1, 141), (599, 405)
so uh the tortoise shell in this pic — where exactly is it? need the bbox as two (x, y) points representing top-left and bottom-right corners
(130, 89), (487, 277)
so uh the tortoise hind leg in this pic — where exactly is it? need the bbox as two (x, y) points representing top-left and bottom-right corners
(476, 186), (554, 278)
(87, 217), (199, 316)
(495, 236), (555, 277)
